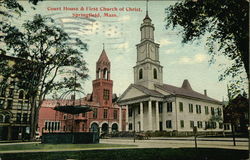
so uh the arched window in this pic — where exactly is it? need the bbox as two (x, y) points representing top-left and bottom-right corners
(153, 68), (157, 79)
(5, 115), (10, 123)
(103, 68), (108, 80)
(19, 90), (24, 99)
(139, 69), (143, 79)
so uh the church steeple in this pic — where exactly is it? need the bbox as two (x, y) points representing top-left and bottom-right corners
(140, 0), (154, 42)
(134, 1), (163, 89)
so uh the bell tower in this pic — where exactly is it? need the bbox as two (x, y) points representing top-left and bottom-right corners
(92, 45), (113, 107)
(133, 1), (163, 89)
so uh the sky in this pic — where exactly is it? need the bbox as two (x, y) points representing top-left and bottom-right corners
(15, 0), (248, 101)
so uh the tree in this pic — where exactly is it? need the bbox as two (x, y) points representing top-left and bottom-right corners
(165, 0), (249, 96)
(1, 14), (88, 139)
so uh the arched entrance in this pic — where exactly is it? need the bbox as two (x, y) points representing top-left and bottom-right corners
(111, 123), (118, 132)
(90, 123), (99, 133)
(101, 123), (109, 134)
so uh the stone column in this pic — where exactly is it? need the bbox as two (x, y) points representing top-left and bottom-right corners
(155, 101), (159, 131)
(148, 101), (152, 131)
(119, 107), (122, 131)
(140, 102), (144, 131)
(125, 105), (128, 131)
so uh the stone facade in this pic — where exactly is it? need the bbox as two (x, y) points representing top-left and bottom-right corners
(0, 55), (32, 140)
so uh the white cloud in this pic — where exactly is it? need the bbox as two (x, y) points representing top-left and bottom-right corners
(115, 42), (129, 49)
(175, 53), (208, 64)
(164, 49), (176, 54)
(158, 39), (174, 46)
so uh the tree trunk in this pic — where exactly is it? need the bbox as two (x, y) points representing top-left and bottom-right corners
(29, 96), (36, 140)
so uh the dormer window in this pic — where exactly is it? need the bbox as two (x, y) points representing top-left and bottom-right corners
(139, 69), (143, 79)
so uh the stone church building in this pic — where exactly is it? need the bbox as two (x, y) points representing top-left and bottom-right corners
(118, 11), (224, 134)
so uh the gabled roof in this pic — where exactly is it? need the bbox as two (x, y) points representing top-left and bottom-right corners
(118, 83), (164, 102)
(97, 49), (110, 63)
(132, 84), (164, 97)
(155, 79), (221, 104)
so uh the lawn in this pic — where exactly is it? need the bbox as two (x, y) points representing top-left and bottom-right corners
(0, 143), (136, 152)
(0, 148), (248, 160)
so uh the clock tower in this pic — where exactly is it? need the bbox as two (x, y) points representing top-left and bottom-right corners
(134, 7), (163, 89)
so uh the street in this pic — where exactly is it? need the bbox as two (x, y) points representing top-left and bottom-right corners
(100, 137), (248, 151)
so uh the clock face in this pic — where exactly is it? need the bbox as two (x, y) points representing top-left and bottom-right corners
(149, 44), (155, 59)
(150, 44), (155, 53)
(139, 46), (146, 53)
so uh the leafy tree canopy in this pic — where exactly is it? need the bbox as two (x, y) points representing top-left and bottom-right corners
(1, 14), (88, 100)
(165, 0), (249, 97)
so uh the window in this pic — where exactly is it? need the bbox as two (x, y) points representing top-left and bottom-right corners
(0, 115), (4, 123)
(7, 100), (13, 109)
(19, 90), (24, 99)
(167, 102), (172, 112)
(153, 68), (157, 79)
(205, 106), (209, 115)
(16, 113), (21, 123)
(82, 124), (85, 131)
(217, 108), (222, 116)
(166, 120), (172, 128)
(45, 122), (48, 130)
(159, 102), (163, 113)
(113, 110), (118, 119)
(219, 123), (223, 129)
(25, 93), (29, 100)
(190, 121), (194, 128)
(139, 69), (143, 79)
(211, 122), (217, 129)
(128, 107), (133, 117)
(179, 102), (183, 112)
(5, 115), (10, 123)
(45, 121), (60, 131)
(188, 104), (193, 113)
(0, 87), (6, 97)
(0, 99), (5, 108)
(82, 112), (86, 117)
(196, 105), (201, 114)
(211, 107), (215, 115)
(93, 108), (98, 119)
(224, 124), (230, 130)
(103, 109), (108, 119)
(180, 120), (184, 128)
(63, 114), (67, 120)
(23, 113), (28, 122)
(129, 123), (133, 130)
(18, 100), (23, 110)
(8, 88), (14, 98)
(197, 121), (203, 128)
(103, 89), (110, 100)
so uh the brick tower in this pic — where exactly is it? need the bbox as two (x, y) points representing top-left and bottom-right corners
(92, 48), (113, 108)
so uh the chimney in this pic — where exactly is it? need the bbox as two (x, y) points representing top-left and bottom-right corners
(204, 90), (207, 96)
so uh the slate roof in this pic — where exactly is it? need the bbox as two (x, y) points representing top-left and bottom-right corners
(155, 79), (221, 104)
(97, 49), (110, 63)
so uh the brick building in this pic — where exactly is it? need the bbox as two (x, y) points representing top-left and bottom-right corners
(38, 48), (126, 135)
